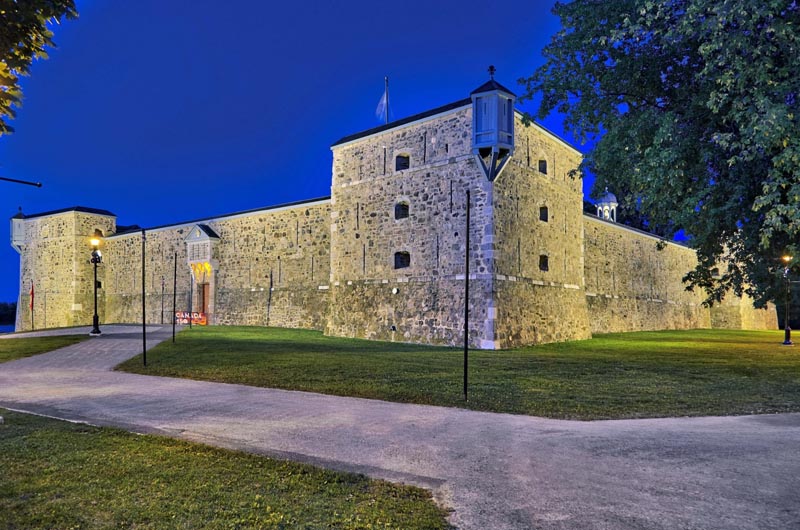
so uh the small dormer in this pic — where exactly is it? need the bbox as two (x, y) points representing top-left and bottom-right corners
(10, 208), (25, 253)
(471, 65), (516, 182)
(596, 188), (619, 222)
(185, 224), (220, 282)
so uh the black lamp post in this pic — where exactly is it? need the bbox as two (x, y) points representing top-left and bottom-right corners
(161, 275), (165, 325)
(783, 255), (793, 346)
(89, 234), (103, 336)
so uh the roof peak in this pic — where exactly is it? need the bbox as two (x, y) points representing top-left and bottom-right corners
(471, 66), (516, 96)
(470, 79), (516, 96)
(597, 187), (618, 204)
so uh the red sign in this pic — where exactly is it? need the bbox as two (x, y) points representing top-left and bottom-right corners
(175, 311), (207, 325)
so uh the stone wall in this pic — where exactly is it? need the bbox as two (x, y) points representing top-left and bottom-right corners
(583, 216), (777, 333)
(102, 200), (331, 330)
(492, 120), (591, 347)
(14, 210), (116, 331)
(583, 216), (711, 333)
(710, 293), (778, 330)
(328, 104), (497, 347)
(741, 302), (778, 330)
(103, 228), (191, 325)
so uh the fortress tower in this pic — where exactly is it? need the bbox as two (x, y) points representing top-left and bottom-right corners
(11, 207), (115, 330)
(327, 72), (591, 348)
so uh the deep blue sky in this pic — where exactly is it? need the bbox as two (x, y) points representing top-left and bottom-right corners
(0, 0), (592, 303)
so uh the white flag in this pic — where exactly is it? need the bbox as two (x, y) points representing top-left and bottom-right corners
(375, 88), (388, 123)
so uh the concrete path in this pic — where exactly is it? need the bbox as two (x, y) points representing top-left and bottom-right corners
(1, 326), (798, 530)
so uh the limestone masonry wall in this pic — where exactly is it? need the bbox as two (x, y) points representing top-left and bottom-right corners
(15, 210), (115, 330)
(492, 119), (591, 347)
(328, 105), (496, 347)
(709, 290), (778, 330)
(583, 216), (711, 333)
(102, 201), (331, 330)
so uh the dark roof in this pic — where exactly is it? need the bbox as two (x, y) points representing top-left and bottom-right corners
(196, 224), (220, 239)
(12, 206), (116, 220)
(470, 79), (516, 96)
(115, 224), (141, 233)
(111, 196), (331, 236)
(331, 98), (471, 147)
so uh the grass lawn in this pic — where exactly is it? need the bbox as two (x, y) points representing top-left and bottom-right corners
(0, 408), (451, 529)
(117, 326), (800, 420)
(0, 335), (88, 364)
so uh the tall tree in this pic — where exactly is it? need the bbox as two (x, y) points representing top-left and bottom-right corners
(0, 0), (77, 135)
(521, 0), (800, 305)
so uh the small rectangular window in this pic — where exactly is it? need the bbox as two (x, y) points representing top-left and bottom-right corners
(394, 251), (411, 269)
(476, 97), (487, 132)
(539, 255), (549, 272)
(395, 202), (409, 220)
(538, 160), (548, 174)
(539, 206), (549, 222)
(396, 155), (410, 171)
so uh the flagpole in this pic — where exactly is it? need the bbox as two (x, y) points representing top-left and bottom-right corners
(384, 76), (389, 124)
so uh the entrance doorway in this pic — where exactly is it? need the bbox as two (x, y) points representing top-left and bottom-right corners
(200, 283), (209, 314)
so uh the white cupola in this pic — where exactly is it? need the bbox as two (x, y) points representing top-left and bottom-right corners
(471, 65), (516, 181)
(596, 188), (619, 222)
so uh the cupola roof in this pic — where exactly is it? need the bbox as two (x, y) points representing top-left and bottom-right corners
(471, 66), (515, 96)
(598, 187), (618, 204)
(470, 78), (516, 96)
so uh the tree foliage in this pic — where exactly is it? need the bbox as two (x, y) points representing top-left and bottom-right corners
(0, 0), (77, 135)
(0, 301), (15, 323)
(521, 0), (800, 305)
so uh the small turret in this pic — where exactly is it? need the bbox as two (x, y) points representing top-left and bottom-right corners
(471, 66), (516, 181)
(10, 207), (25, 252)
(596, 188), (618, 222)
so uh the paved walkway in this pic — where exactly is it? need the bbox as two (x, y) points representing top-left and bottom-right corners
(1, 326), (799, 529)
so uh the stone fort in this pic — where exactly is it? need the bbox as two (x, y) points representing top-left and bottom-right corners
(10, 76), (777, 347)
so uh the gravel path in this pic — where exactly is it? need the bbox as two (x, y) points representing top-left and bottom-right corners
(1, 326), (798, 529)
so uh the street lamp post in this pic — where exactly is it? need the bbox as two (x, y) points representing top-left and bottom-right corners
(783, 255), (793, 346)
(89, 234), (103, 336)
(161, 275), (165, 325)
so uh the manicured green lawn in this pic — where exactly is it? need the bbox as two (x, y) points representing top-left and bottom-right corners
(0, 335), (88, 364)
(0, 409), (451, 529)
(117, 326), (800, 420)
